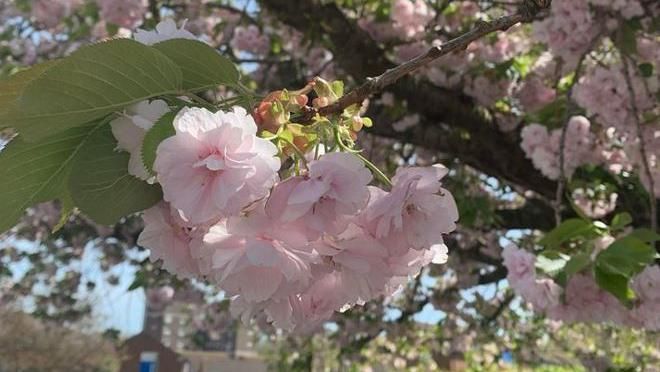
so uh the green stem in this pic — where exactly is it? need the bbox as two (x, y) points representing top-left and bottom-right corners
(356, 152), (392, 188)
(333, 126), (392, 188)
(182, 92), (216, 110)
(279, 137), (309, 170)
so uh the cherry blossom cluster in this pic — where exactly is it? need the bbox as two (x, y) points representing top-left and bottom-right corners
(503, 245), (660, 330)
(520, 116), (598, 180)
(130, 106), (457, 332)
(230, 25), (270, 56)
(105, 21), (459, 332)
(532, 0), (600, 68)
(30, 0), (82, 29)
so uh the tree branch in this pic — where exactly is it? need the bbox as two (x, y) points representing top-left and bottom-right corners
(621, 56), (658, 239)
(305, 0), (552, 120)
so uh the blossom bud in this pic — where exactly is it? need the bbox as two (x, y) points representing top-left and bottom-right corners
(253, 91), (290, 133)
(351, 116), (364, 132)
(312, 97), (330, 108)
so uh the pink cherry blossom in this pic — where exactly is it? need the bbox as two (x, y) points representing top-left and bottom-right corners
(154, 106), (280, 224)
(201, 206), (317, 303)
(532, 0), (600, 68)
(96, 0), (147, 29)
(134, 19), (196, 45)
(110, 99), (169, 181)
(137, 202), (199, 279)
(312, 223), (392, 305)
(266, 152), (372, 237)
(230, 25), (270, 55)
(360, 165), (458, 255)
(391, 0), (435, 40)
(31, 0), (81, 29)
(516, 75), (557, 112)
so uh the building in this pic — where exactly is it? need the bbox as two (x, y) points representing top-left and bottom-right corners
(119, 333), (190, 372)
(141, 287), (267, 372)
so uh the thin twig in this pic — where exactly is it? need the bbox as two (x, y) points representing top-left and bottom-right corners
(621, 56), (658, 236)
(554, 42), (598, 225)
(297, 0), (551, 122)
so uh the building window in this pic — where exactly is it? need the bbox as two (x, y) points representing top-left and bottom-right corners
(139, 352), (158, 372)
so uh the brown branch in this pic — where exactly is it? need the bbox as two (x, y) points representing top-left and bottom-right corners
(304, 0), (551, 120)
(621, 56), (658, 237)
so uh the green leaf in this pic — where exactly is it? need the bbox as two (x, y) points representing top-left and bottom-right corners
(564, 252), (591, 278)
(596, 236), (655, 278)
(0, 61), (59, 128)
(539, 218), (596, 250)
(7, 39), (182, 141)
(611, 212), (633, 230)
(0, 121), (101, 233)
(626, 228), (660, 243)
(141, 110), (177, 174)
(69, 123), (162, 225)
(594, 265), (635, 306)
(638, 63), (654, 78)
(554, 252), (592, 287)
(152, 39), (239, 91)
(127, 271), (146, 291)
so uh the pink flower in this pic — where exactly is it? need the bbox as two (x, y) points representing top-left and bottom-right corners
(137, 202), (199, 279)
(134, 19), (196, 45)
(201, 206), (317, 303)
(110, 99), (169, 181)
(31, 0), (82, 29)
(230, 25), (270, 55)
(312, 223), (392, 305)
(502, 245), (536, 282)
(97, 0), (147, 29)
(391, 0), (435, 40)
(154, 107), (280, 224)
(632, 265), (660, 302)
(266, 152), (372, 237)
(361, 165), (458, 255)
(516, 75), (557, 112)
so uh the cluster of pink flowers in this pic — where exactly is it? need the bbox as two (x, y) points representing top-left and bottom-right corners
(31, 0), (82, 29)
(520, 117), (598, 180)
(230, 25), (270, 56)
(574, 64), (654, 135)
(532, 0), (600, 68)
(464, 75), (512, 108)
(515, 75), (557, 112)
(587, 0), (645, 20)
(96, 0), (147, 29)
(390, 0), (435, 40)
(123, 103), (458, 331)
(503, 245), (660, 330)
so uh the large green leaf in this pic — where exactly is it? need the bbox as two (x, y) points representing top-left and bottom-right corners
(6, 38), (182, 141)
(69, 124), (162, 225)
(0, 121), (101, 233)
(141, 110), (177, 175)
(596, 236), (655, 278)
(152, 39), (239, 91)
(0, 61), (59, 128)
(594, 265), (635, 306)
